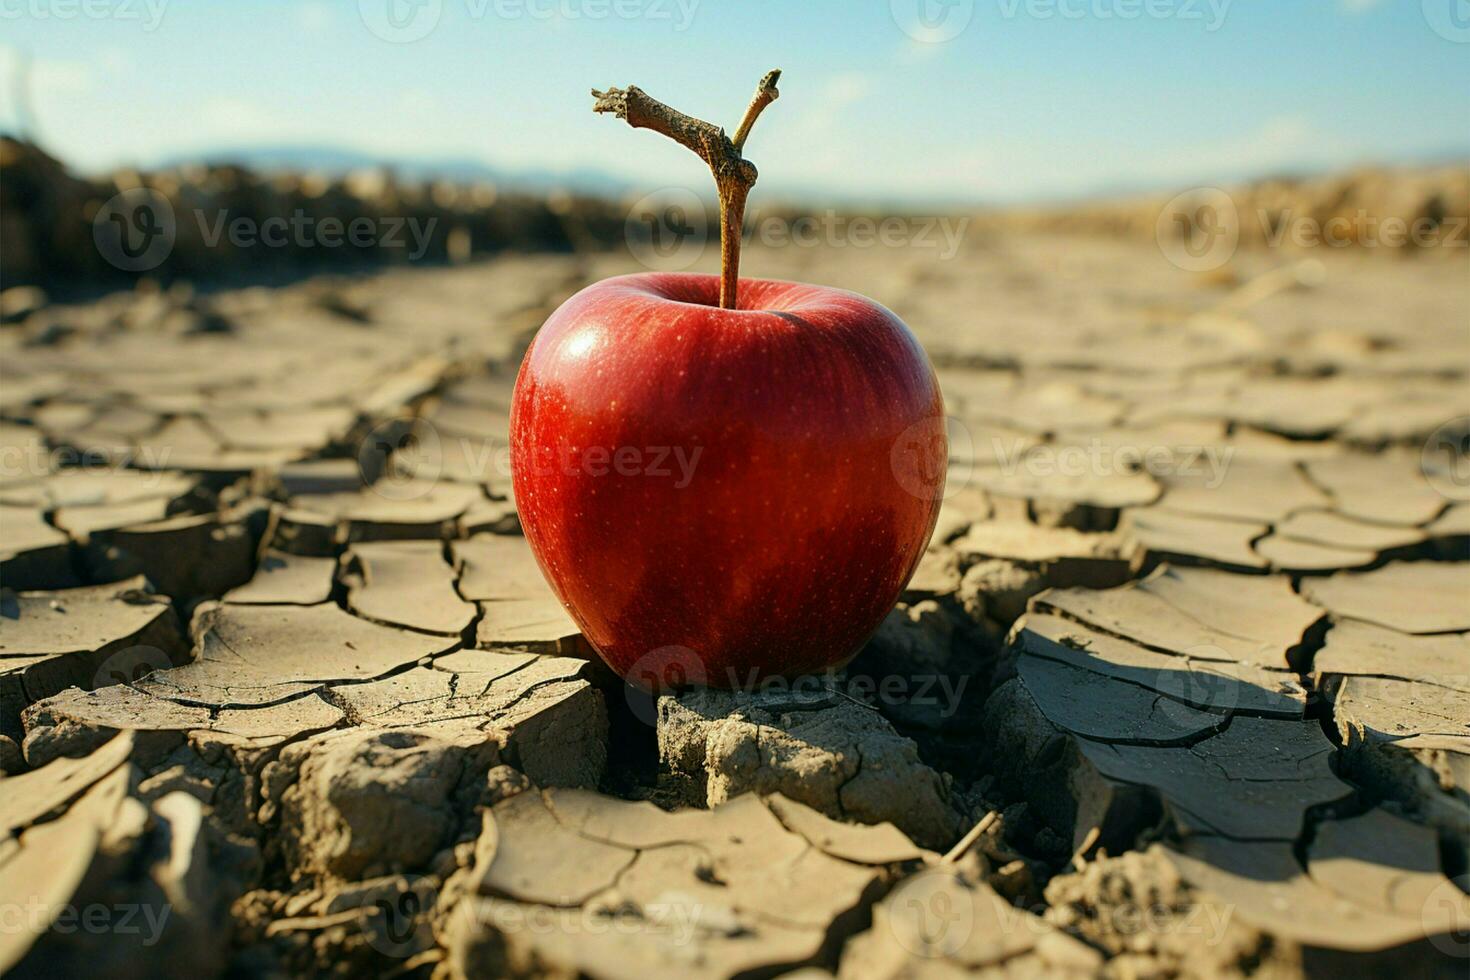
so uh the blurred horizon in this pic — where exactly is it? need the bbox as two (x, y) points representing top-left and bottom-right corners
(2, 0), (1468, 207)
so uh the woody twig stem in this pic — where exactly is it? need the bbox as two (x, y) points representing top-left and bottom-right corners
(592, 70), (781, 310)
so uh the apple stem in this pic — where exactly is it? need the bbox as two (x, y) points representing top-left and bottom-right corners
(592, 70), (782, 310)
(732, 70), (782, 154)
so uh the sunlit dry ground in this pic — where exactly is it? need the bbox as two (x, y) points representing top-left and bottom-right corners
(2, 233), (1468, 978)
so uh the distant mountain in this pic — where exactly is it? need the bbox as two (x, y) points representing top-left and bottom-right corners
(151, 144), (638, 197)
(144, 142), (1470, 210)
(143, 144), (971, 208)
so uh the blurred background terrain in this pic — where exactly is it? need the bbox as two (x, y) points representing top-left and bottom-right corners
(3, 0), (1469, 295)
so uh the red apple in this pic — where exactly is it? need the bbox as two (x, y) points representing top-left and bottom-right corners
(510, 271), (946, 689)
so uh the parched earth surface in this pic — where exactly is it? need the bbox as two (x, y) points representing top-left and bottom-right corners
(2, 234), (1468, 978)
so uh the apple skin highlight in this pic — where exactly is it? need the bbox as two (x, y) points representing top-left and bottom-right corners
(510, 271), (947, 688)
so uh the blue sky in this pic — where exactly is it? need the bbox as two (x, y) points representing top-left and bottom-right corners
(2, 0), (1466, 203)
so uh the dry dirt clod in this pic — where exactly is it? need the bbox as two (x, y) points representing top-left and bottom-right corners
(0, 733), (22, 774)
(1119, 505), (1271, 572)
(959, 558), (1046, 626)
(0, 576), (189, 741)
(274, 727), (493, 880)
(837, 863), (1104, 978)
(1042, 847), (1284, 974)
(340, 540), (477, 636)
(446, 787), (909, 979)
(141, 601), (458, 708)
(0, 503), (75, 590)
(326, 650), (609, 788)
(222, 549), (337, 605)
(0, 734), (232, 978)
(453, 534), (586, 652)
(1302, 561), (1470, 634)
(657, 687), (963, 850)
(986, 564), (1357, 847)
(81, 502), (270, 601)
(1034, 564), (1325, 670)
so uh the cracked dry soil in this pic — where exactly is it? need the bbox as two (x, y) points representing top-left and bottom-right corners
(2, 237), (1468, 978)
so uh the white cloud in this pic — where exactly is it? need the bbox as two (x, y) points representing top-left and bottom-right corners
(393, 88), (441, 116)
(788, 114), (1369, 205)
(1173, 115), (1358, 179)
(823, 72), (875, 109)
(0, 47), (95, 96)
(1045, 115), (1360, 200)
(893, 37), (949, 64)
(98, 46), (137, 76)
(0, 47), (97, 132)
(295, 2), (333, 33)
(775, 70), (875, 138)
(196, 97), (282, 141)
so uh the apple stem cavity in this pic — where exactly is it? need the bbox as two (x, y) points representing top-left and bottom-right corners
(592, 69), (782, 310)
